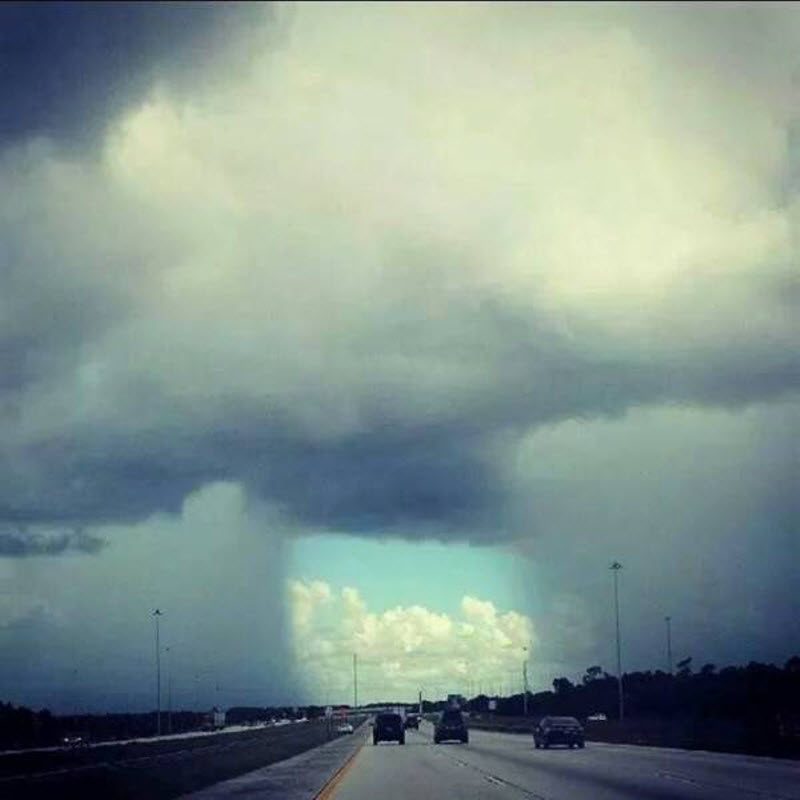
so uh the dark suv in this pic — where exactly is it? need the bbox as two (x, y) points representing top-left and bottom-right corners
(533, 716), (585, 749)
(434, 709), (468, 744)
(373, 712), (405, 745)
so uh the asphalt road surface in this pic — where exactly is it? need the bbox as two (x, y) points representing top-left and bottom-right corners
(330, 722), (800, 800)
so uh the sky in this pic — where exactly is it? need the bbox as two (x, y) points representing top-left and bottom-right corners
(0, 2), (798, 712)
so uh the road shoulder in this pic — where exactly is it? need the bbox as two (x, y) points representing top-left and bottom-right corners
(178, 728), (366, 800)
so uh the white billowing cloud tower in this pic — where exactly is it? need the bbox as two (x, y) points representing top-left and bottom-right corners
(289, 580), (534, 704)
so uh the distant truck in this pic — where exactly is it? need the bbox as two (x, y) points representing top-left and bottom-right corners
(203, 708), (226, 730)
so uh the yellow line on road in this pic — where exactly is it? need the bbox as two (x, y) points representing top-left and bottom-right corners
(315, 738), (364, 800)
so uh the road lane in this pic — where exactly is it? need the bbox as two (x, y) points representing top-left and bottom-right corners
(445, 726), (800, 800)
(331, 722), (800, 800)
(330, 728), (526, 800)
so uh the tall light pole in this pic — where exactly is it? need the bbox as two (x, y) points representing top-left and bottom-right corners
(353, 653), (358, 710)
(665, 616), (673, 675)
(166, 646), (173, 735)
(522, 646), (529, 717)
(610, 562), (624, 721)
(153, 609), (163, 736)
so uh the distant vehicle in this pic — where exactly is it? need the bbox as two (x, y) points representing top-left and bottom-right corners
(203, 708), (226, 730)
(404, 712), (420, 730)
(534, 716), (585, 749)
(586, 712), (607, 722)
(373, 712), (405, 745)
(336, 722), (354, 734)
(447, 694), (466, 709)
(62, 735), (89, 749)
(434, 708), (468, 744)
(213, 709), (226, 729)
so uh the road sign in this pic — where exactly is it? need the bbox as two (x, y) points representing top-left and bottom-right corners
(488, 699), (497, 711)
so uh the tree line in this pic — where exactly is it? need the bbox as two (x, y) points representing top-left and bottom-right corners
(470, 655), (800, 729)
(2, 656), (799, 751)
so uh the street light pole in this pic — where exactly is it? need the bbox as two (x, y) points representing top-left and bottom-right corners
(153, 609), (163, 736)
(610, 562), (624, 721)
(353, 653), (358, 710)
(522, 647), (529, 717)
(166, 646), (173, 735)
(665, 616), (673, 675)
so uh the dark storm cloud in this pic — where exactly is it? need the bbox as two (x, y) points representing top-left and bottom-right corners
(0, 268), (797, 539)
(247, 428), (509, 536)
(243, 300), (798, 539)
(0, 1), (796, 715)
(0, 2), (271, 149)
(0, 0), (796, 544)
(0, 526), (105, 557)
(0, 297), (650, 532)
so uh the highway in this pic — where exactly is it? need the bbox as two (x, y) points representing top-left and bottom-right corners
(328, 722), (800, 800)
(7, 717), (799, 799)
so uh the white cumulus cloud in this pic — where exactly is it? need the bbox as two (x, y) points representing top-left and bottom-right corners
(288, 579), (534, 704)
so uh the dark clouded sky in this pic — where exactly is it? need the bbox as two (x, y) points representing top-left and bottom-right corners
(0, 2), (798, 710)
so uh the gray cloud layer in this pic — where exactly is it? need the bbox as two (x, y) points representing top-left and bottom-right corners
(0, 2), (798, 541)
(0, 3), (797, 712)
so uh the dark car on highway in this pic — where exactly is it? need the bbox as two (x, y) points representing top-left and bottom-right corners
(404, 712), (420, 730)
(62, 735), (89, 749)
(533, 716), (585, 749)
(434, 708), (469, 743)
(373, 712), (405, 745)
